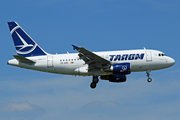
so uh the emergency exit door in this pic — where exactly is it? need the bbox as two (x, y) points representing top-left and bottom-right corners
(47, 56), (53, 67)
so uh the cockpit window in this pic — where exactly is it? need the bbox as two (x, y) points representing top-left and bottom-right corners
(158, 53), (166, 56)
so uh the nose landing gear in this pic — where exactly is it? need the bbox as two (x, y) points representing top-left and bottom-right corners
(90, 76), (99, 89)
(147, 77), (152, 82)
(146, 70), (152, 82)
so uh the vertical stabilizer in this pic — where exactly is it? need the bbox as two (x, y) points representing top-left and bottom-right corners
(8, 21), (48, 57)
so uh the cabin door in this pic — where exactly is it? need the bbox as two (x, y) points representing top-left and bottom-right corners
(146, 50), (152, 62)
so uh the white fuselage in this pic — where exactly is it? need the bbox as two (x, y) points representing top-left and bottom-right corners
(7, 49), (175, 76)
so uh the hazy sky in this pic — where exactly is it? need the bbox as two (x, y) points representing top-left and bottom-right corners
(0, 0), (180, 120)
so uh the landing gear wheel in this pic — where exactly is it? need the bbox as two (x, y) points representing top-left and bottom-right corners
(146, 70), (152, 83)
(93, 77), (99, 83)
(90, 82), (96, 89)
(90, 76), (99, 89)
(147, 78), (152, 82)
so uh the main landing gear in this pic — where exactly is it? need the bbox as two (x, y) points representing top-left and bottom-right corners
(90, 76), (99, 89)
(146, 70), (152, 82)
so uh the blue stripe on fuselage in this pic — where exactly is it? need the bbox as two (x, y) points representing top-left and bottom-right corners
(109, 53), (144, 61)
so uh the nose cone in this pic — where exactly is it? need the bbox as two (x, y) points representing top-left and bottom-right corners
(168, 57), (175, 67)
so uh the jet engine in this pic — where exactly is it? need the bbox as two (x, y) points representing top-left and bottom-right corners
(100, 75), (126, 82)
(104, 63), (131, 75)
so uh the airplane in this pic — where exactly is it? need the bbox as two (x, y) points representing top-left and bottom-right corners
(7, 21), (175, 89)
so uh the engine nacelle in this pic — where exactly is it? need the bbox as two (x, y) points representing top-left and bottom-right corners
(110, 63), (131, 75)
(104, 63), (131, 75)
(100, 75), (126, 83)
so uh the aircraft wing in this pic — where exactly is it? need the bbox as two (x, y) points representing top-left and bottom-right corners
(72, 45), (110, 70)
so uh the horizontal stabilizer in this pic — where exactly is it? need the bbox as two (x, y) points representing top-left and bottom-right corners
(13, 55), (35, 63)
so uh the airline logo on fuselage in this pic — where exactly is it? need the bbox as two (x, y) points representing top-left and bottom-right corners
(109, 53), (144, 61)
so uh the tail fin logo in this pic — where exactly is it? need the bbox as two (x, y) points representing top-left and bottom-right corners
(8, 21), (47, 57)
(10, 25), (38, 55)
(15, 31), (34, 51)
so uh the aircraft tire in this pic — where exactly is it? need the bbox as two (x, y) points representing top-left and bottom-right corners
(93, 77), (99, 83)
(90, 82), (96, 89)
(147, 78), (152, 82)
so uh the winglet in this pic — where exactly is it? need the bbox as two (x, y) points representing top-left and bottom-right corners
(72, 45), (78, 50)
